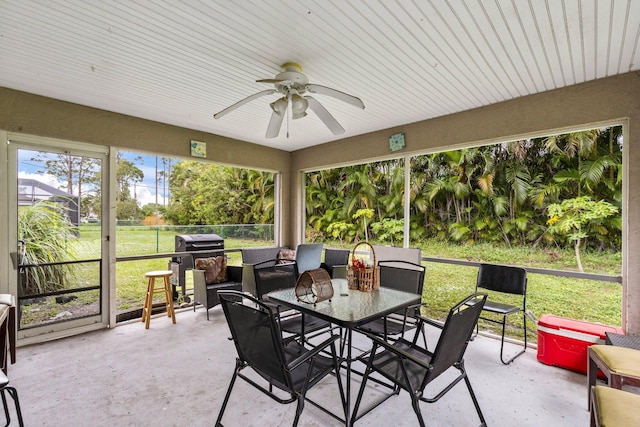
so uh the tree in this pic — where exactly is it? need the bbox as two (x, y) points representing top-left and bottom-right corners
(115, 153), (144, 220)
(546, 196), (618, 272)
(32, 153), (100, 218)
(165, 161), (230, 224)
(164, 160), (274, 225)
(353, 208), (374, 241)
(544, 130), (616, 198)
(141, 203), (166, 217)
(371, 218), (404, 245)
(303, 126), (622, 253)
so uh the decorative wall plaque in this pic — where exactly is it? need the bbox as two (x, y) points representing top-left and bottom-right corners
(190, 140), (207, 158)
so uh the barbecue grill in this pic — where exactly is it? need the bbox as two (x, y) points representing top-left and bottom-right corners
(169, 234), (224, 299)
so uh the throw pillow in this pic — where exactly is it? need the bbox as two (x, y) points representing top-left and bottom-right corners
(195, 256), (228, 284)
(277, 248), (296, 264)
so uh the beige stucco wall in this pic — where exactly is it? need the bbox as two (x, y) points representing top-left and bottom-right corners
(291, 71), (640, 334)
(0, 87), (293, 245)
(0, 88), (290, 171)
(2, 71), (639, 334)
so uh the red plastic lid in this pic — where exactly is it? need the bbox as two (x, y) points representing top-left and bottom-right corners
(538, 314), (623, 339)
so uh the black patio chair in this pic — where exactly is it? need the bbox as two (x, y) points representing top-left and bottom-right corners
(320, 248), (350, 278)
(356, 260), (426, 343)
(216, 290), (345, 427)
(253, 259), (330, 344)
(351, 293), (488, 427)
(473, 263), (528, 364)
(252, 258), (299, 299)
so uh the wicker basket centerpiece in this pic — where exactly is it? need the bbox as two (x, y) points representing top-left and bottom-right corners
(346, 242), (380, 292)
(295, 268), (334, 304)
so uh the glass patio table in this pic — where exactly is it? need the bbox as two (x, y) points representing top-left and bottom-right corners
(266, 278), (421, 426)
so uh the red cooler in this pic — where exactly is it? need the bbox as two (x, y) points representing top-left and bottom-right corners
(537, 314), (624, 375)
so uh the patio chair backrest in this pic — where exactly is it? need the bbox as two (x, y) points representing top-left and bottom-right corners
(323, 249), (349, 268)
(295, 243), (323, 275)
(253, 260), (298, 299)
(219, 291), (290, 389)
(372, 245), (422, 266)
(476, 263), (527, 296)
(241, 247), (286, 265)
(378, 260), (425, 295)
(425, 293), (487, 385)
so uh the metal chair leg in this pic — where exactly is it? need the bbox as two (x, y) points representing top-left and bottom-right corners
(215, 365), (240, 427)
(0, 386), (24, 427)
(410, 394), (426, 427)
(0, 389), (9, 426)
(499, 314), (526, 365)
(462, 371), (487, 426)
(292, 395), (304, 427)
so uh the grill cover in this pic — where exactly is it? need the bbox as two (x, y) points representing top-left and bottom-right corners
(175, 234), (224, 252)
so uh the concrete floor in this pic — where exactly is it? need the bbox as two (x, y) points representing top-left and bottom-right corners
(6, 306), (590, 426)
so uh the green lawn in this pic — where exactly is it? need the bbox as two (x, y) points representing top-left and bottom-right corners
(332, 239), (622, 343)
(419, 261), (620, 343)
(56, 226), (271, 314)
(63, 227), (622, 344)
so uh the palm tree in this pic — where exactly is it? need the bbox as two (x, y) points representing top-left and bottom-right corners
(544, 130), (600, 197)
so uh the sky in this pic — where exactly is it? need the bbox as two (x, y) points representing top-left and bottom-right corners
(17, 148), (175, 208)
(120, 151), (172, 207)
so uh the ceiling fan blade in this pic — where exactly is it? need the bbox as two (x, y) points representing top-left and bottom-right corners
(256, 79), (284, 84)
(305, 84), (365, 109)
(305, 96), (345, 135)
(265, 109), (285, 138)
(213, 89), (276, 119)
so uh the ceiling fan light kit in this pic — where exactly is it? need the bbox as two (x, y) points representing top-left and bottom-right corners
(270, 97), (288, 114)
(291, 94), (308, 119)
(214, 62), (364, 138)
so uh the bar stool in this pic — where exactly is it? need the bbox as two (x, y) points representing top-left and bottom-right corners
(142, 270), (176, 329)
(587, 344), (640, 408)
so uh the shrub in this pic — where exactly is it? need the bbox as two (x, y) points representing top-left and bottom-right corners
(18, 201), (77, 296)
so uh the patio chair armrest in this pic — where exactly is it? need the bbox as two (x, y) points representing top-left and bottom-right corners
(332, 265), (347, 278)
(402, 303), (422, 317)
(252, 259), (278, 269)
(389, 304), (422, 327)
(322, 264), (348, 279)
(364, 332), (433, 370)
(193, 269), (207, 304)
(287, 334), (341, 371)
(416, 314), (444, 330)
(193, 268), (206, 285)
(272, 305), (299, 321)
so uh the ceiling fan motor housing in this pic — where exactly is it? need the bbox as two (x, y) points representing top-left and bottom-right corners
(274, 62), (309, 91)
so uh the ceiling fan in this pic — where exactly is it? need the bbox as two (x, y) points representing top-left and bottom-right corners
(214, 62), (365, 138)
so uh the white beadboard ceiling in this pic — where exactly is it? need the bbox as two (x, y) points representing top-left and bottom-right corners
(1, 0), (639, 152)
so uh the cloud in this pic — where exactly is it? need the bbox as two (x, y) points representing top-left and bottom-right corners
(135, 185), (167, 207)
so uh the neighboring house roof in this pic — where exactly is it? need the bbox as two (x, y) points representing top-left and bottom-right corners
(17, 178), (77, 205)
